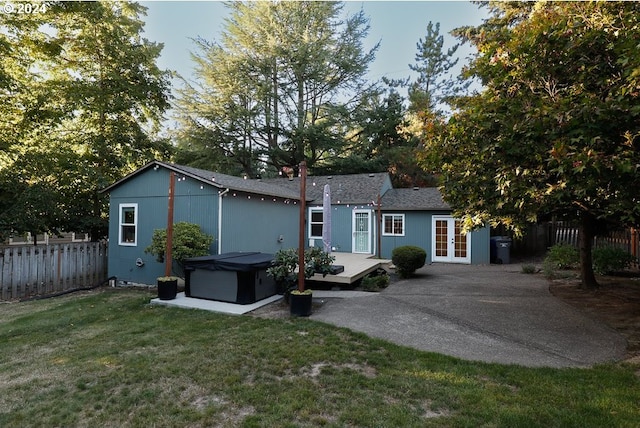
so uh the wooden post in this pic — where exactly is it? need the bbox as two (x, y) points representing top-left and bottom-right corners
(165, 171), (175, 277)
(298, 161), (306, 292)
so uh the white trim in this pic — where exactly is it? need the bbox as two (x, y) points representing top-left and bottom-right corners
(218, 188), (229, 254)
(308, 207), (323, 239)
(352, 209), (372, 254)
(118, 203), (138, 246)
(382, 213), (405, 236)
(431, 215), (471, 264)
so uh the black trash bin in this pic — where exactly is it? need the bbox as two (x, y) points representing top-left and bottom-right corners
(490, 236), (512, 264)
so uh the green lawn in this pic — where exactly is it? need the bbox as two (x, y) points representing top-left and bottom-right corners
(1, 289), (638, 427)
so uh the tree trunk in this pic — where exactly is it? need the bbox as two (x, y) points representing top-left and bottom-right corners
(578, 213), (599, 289)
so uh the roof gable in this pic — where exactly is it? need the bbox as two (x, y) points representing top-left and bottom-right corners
(102, 161), (301, 200)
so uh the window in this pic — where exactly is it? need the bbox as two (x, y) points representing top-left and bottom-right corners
(383, 214), (404, 236)
(119, 203), (138, 245)
(309, 208), (323, 238)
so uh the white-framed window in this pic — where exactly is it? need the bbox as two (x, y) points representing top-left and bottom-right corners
(119, 203), (138, 246)
(383, 213), (405, 236)
(309, 208), (323, 238)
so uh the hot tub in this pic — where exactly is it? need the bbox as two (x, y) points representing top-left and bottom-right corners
(183, 252), (276, 304)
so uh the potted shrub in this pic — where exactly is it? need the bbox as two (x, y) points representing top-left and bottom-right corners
(267, 247), (334, 316)
(145, 222), (213, 300)
(157, 276), (179, 300)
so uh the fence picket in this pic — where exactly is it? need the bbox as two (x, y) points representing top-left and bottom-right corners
(0, 242), (108, 300)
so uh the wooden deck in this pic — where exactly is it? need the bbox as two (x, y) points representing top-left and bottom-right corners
(311, 253), (391, 285)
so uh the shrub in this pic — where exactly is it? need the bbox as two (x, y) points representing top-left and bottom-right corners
(144, 222), (213, 273)
(592, 247), (637, 275)
(360, 272), (390, 292)
(267, 247), (335, 292)
(521, 264), (536, 274)
(543, 244), (579, 270)
(392, 246), (426, 278)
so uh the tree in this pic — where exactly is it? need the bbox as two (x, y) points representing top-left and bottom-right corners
(421, 2), (640, 289)
(174, 1), (378, 177)
(407, 21), (463, 114)
(315, 89), (434, 187)
(0, 1), (172, 240)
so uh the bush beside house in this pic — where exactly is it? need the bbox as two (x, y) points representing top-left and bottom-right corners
(392, 246), (427, 278)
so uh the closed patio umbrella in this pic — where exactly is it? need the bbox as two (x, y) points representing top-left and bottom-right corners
(322, 184), (331, 253)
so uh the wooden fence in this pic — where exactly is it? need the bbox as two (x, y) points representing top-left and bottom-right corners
(551, 222), (640, 268)
(0, 242), (108, 301)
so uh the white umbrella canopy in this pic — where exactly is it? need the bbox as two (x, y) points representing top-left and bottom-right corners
(322, 184), (331, 253)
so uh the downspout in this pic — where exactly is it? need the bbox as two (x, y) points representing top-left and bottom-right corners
(217, 188), (230, 254)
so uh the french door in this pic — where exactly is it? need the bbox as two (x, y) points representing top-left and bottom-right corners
(352, 210), (371, 253)
(432, 216), (471, 263)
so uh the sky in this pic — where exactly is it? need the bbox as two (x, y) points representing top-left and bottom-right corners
(140, 1), (489, 92)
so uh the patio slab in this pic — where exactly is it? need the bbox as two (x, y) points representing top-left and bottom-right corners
(150, 292), (282, 315)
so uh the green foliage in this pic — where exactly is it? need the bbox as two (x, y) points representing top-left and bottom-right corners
(144, 222), (213, 269)
(407, 21), (465, 113)
(420, 2), (640, 287)
(267, 248), (299, 289)
(592, 247), (637, 275)
(392, 246), (427, 278)
(267, 247), (335, 290)
(521, 264), (537, 274)
(0, 1), (171, 240)
(360, 272), (390, 292)
(543, 244), (580, 271)
(173, 1), (379, 177)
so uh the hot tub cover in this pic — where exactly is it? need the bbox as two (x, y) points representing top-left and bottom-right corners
(184, 252), (274, 272)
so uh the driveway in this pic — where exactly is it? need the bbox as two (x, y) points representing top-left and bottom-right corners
(310, 263), (626, 368)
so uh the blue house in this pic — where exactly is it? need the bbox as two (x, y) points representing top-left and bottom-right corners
(103, 161), (489, 285)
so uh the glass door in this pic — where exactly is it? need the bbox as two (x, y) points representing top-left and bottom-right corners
(432, 216), (471, 263)
(352, 210), (371, 253)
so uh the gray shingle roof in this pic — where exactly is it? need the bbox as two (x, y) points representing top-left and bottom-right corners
(170, 163), (301, 199)
(261, 172), (390, 205)
(381, 187), (450, 211)
(103, 161), (448, 211)
(101, 161), (300, 199)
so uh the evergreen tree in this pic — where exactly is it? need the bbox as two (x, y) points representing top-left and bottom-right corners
(174, 1), (378, 177)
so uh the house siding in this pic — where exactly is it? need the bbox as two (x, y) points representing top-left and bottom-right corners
(308, 205), (377, 254)
(108, 168), (218, 284)
(379, 210), (491, 264)
(380, 211), (435, 261)
(471, 225), (491, 264)
(106, 164), (492, 286)
(220, 192), (298, 253)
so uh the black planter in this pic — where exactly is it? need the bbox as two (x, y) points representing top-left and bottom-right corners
(289, 292), (312, 317)
(157, 279), (178, 300)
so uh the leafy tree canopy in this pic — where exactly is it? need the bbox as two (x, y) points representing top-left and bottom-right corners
(174, 1), (379, 177)
(0, 1), (172, 241)
(421, 1), (640, 288)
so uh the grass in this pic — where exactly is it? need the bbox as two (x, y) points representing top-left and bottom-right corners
(1, 289), (639, 427)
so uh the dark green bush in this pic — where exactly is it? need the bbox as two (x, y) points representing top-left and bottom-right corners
(267, 247), (335, 292)
(144, 222), (213, 273)
(392, 246), (426, 278)
(592, 247), (637, 275)
(543, 243), (579, 271)
(360, 273), (390, 292)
